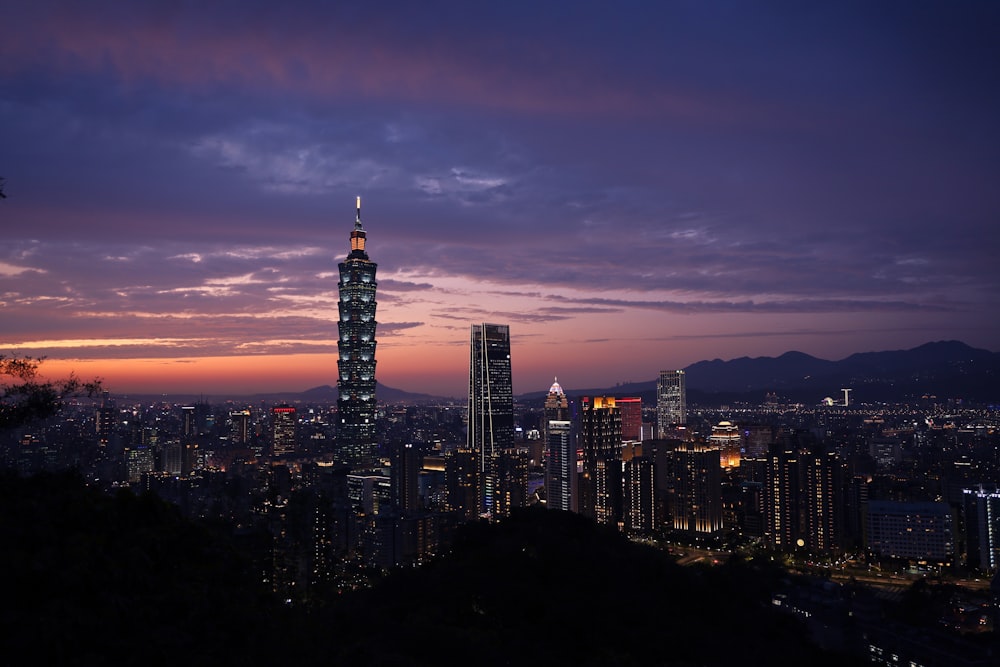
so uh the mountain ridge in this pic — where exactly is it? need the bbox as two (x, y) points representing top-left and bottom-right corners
(518, 340), (1000, 404)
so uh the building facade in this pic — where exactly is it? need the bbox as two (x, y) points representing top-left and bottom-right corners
(543, 378), (569, 446)
(618, 396), (642, 442)
(671, 441), (723, 534)
(337, 197), (378, 468)
(867, 501), (955, 564)
(545, 419), (576, 512)
(580, 396), (623, 524)
(964, 486), (1000, 572)
(271, 405), (297, 456)
(657, 370), (686, 436)
(468, 323), (514, 516)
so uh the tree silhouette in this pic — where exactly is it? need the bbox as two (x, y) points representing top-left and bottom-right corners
(0, 355), (102, 429)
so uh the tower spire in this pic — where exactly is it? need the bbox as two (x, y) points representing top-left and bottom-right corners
(349, 196), (368, 258)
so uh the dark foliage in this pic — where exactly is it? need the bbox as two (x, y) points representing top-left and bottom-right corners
(0, 471), (278, 666)
(0, 355), (102, 429)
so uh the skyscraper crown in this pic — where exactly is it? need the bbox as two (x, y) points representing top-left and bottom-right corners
(349, 195), (369, 258)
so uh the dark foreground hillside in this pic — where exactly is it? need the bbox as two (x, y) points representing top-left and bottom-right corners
(2, 472), (857, 666)
(322, 508), (857, 667)
(1, 471), (280, 665)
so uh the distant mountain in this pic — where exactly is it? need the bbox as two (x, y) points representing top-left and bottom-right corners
(518, 341), (1000, 405)
(117, 382), (455, 405)
(291, 383), (452, 405)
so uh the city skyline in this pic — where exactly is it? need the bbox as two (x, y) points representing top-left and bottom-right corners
(2, 2), (998, 398)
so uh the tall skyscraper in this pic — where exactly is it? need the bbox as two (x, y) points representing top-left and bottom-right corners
(337, 197), (378, 468)
(545, 420), (576, 512)
(579, 396), (623, 525)
(657, 370), (686, 436)
(468, 323), (514, 517)
(229, 409), (251, 445)
(801, 450), (844, 554)
(543, 378), (569, 445)
(392, 442), (421, 515)
(271, 405), (297, 456)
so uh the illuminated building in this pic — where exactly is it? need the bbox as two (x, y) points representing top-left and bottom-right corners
(710, 421), (741, 468)
(543, 378), (569, 447)
(766, 444), (800, 551)
(445, 449), (479, 521)
(963, 486), (1000, 571)
(867, 501), (954, 563)
(468, 323), (514, 516)
(580, 396), (622, 525)
(801, 450), (844, 554)
(546, 420), (576, 512)
(496, 447), (529, 517)
(671, 441), (722, 534)
(391, 443), (421, 515)
(271, 405), (297, 456)
(96, 391), (116, 448)
(617, 396), (642, 441)
(124, 446), (154, 484)
(229, 409), (251, 445)
(337, 197), (378, 468)
(624, 456), (656, 534)
(764, 434), (845, 554)
(656, 370), (686, 436)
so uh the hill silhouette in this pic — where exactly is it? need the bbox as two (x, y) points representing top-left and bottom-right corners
(321, 507), (857, 666)
(518, 340), (1000, 404)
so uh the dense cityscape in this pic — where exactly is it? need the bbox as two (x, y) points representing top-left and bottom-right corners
(2, 204), (998, 666)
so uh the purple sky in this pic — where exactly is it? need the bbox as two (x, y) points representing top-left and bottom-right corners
(1, 1), (998, 398)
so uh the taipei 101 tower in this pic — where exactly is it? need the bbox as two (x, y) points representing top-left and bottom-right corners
(337, 197), (378, 468)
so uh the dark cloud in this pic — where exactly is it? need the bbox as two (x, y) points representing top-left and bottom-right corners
(1, 2), (998, 393)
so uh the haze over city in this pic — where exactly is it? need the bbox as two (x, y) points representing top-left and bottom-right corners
(2, 1), (998, 398)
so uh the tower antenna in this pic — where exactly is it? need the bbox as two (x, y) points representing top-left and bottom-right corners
(841, 388), (853, 407)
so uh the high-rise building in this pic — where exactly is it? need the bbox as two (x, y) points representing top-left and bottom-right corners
(468, 323), (514, 517)
(618, 397), (642, 442)
(580, 396), (623, 525)
(801, 450), (844, 554)
(392, 442), (421, 515)
(546, 420), (576, 512)
(96, 391), (116, 448)
(542, 378), (569, 445)
(271, 405), (297, 456)
(671, 441), (723, 534)
(964, 486), (1000, 572)
(229, 409), (251, 445)
(766, 443), (800, 551)
(624, 456), (656, 534)
(337, 197), (378, 468)
(657, 370), (686, 436)
(709, 421), (741, 469)
(763, 433), (846, 555)
(496, 448), (529, 517)
(445, 449), (479, 521)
